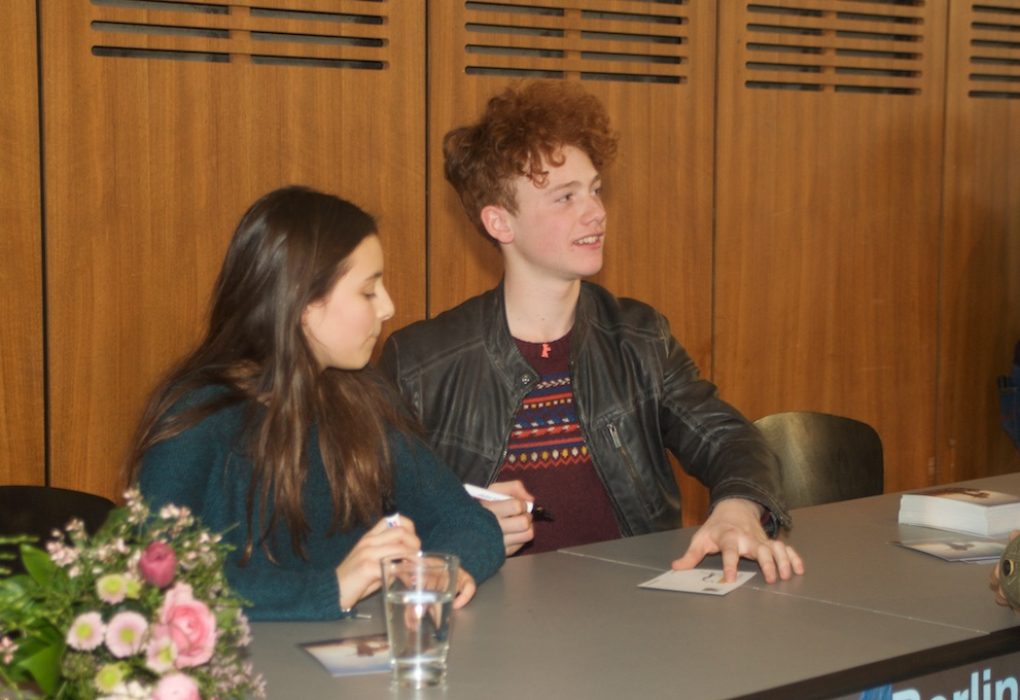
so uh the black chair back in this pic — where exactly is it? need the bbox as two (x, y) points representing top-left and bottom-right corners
(0, 485), (115, 574)
(754, 411), (884, 509)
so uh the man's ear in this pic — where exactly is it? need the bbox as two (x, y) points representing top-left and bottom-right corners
(480, 204), (514, 244)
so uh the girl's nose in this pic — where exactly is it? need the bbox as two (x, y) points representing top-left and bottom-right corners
(377, 282), (395, 321)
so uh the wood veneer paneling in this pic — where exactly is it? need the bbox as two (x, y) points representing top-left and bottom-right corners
(18, 0), (1018, 523)
(937, 0), (1020, 482)
(427, 1), (717, 525)
(0, 0), (45, 486)
(40, 0), (425, 501)
(714, 1), (949, 495)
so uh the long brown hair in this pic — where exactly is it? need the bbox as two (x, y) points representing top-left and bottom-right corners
(126, 186), (411, 561)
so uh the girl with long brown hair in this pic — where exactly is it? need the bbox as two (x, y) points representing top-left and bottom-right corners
(127, 186), (503, 620)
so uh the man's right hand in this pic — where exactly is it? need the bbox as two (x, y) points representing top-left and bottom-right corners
(476, 480), (535, 556)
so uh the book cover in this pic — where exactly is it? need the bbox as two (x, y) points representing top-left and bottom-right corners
(892, 537), (1006, 563)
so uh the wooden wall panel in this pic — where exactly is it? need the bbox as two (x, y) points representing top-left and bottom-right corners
(0, 0), (44, 486)
(937, 0), (1020, 482)
(40, 0), (425, 501)
(14, 0), (1015, 518)
(427, 1), (717, 525)
(715, 1), (948, 494)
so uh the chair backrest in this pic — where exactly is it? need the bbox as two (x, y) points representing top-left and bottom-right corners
(0, 485), (115, 574)
(753, 411), (884, 509)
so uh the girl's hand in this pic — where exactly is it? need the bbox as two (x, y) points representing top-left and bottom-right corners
(335, 515), (420, 611)
(453, 568), (477, 609)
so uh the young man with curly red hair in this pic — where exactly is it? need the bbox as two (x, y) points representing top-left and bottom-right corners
(381, 80), (803, 583)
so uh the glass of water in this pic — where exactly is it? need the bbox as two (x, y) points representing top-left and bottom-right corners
(380, 552), (459, 689)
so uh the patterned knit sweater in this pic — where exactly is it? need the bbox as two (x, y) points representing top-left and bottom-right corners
(498, 334), (620, 554)
(138, 387), (504, 620)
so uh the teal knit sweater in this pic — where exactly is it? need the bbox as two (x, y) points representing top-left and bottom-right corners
(137, 390), (504, 621)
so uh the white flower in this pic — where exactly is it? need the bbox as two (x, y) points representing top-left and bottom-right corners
(145, 629), (177, 673)
(94, 662), (127, 693)
(67, 612), (105, 651)
(235, 612), (252, 647)
(46, 539), (79, 567)
(104, 611), (148, 657)
(0, 635), (17, 664)
(66, 518), (86, 537)
(123, 488), (149, 524)
(159, 504), (191, 522)
(96, 573), (129, 604)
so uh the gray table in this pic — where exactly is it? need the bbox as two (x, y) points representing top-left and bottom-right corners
(249, 474), (1020, 699)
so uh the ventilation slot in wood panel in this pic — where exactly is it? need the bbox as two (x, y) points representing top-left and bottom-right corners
(88, 0), (389, 70)
(968, 1), (1020, 99)
(461, 1), (689, 85)
(742, 1), (926, 94)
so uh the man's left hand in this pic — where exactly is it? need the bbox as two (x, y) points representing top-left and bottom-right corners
(671, 498), (804, 584)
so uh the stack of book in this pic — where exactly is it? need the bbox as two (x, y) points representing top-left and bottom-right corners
(898, 487), (1020, 537)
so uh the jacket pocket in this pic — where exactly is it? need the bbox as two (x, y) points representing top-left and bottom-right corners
(607, 422), (655, 517)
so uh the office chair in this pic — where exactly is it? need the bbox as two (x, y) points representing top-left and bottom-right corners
(753, 411), (884, 509)
(0, 485), (116, 574)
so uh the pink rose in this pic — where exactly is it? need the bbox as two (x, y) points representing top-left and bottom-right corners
(159, 582), (216, 668)
(139, 541), (177, 588)
(152, 672), (200, 700)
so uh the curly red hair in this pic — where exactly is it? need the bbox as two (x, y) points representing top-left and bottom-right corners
(443, 80), (619, 242)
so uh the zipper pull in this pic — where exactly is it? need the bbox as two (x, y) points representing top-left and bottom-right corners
(608, 423), (622, 448)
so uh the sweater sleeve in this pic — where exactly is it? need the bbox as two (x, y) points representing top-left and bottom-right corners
(390, 434), (505, 584)
(218, 558), (342, 622)
(137, 407), (346, 621)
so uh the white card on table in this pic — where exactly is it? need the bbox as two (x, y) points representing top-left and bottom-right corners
(301, 633), (391, 677)
(638, 568), (756, 596)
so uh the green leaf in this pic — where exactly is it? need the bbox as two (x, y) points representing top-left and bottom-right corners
(19, 640), (63, 696)
(37, 622), (65, 646)
(20, 545), (57, 585)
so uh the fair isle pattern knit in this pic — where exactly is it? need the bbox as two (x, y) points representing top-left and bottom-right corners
(498, 334), (620, 554)
(503, 373), (589, 470)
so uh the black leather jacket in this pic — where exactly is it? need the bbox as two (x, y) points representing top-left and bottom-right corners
(379, 282), (790, 536)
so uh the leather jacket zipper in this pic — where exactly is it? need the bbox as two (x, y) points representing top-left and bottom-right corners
(607, 422), (655, 516)
(487, 376), (533, 486)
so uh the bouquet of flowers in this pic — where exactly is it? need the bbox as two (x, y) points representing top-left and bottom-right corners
(0, 488), (266, 699)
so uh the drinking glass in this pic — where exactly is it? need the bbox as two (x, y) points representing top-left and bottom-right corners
(380, 552), (459, 688)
